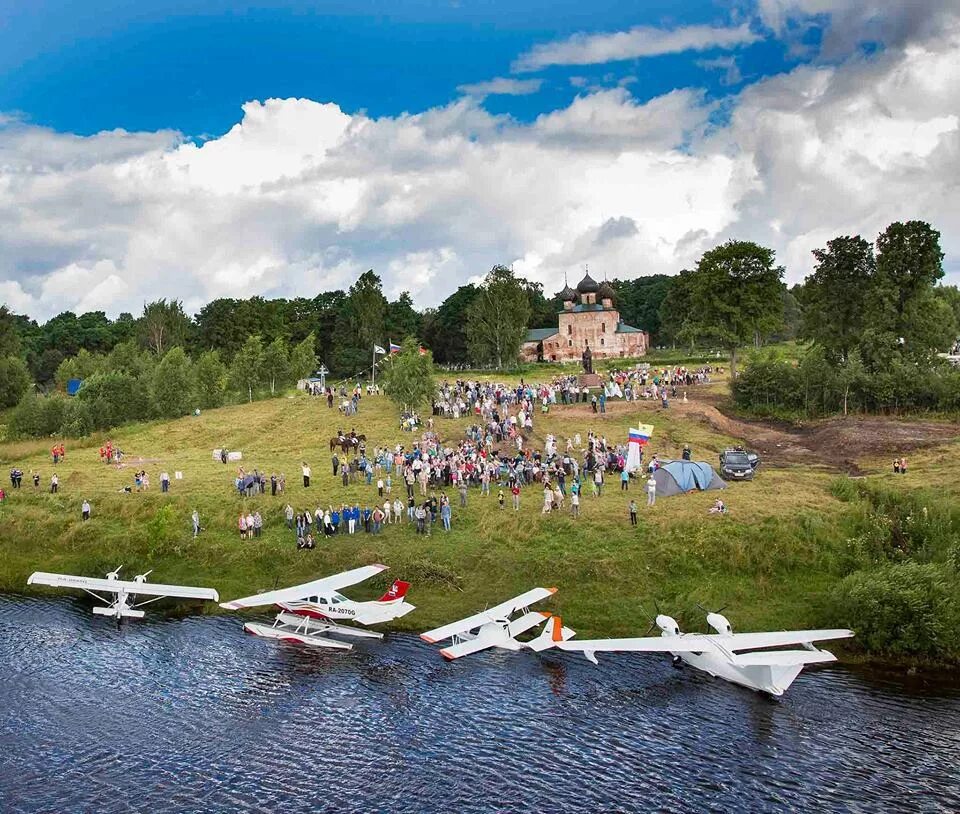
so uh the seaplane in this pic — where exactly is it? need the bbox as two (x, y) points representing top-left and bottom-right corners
(547, 609), (854, 697)
(420, 587), (575, 660)
(27, 567), (219, 620)
(219, 564), (415, 649)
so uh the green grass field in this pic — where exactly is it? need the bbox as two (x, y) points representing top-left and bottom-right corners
(1, 379), (957, 660)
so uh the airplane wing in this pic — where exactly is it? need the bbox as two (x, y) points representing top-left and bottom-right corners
(219, 564), (389, 609)
(27, 572), (219, 602)
(557, 635), (718, 654)
(733, 649), (837, 667)
(420, 587), (557, 643)
(720, 629), (854, 651)
(439, 638), (498, 660)
(506, 611), (551, 639)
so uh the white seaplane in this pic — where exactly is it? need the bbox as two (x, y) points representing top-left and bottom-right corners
(421, 587), (575, 660)
(547, 609), (854, 697)
(27, 567), (219, 620)
(219, 564), (415, 649)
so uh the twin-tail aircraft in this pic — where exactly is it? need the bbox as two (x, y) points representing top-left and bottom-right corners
(420, 587), (575, 660)
(547, 609), (854, 697)
(27, 567), (219, 620)
(219, 564), (415, 649)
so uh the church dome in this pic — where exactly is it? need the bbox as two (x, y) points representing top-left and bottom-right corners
(576, 271), (599, 294)
(559, 283), (577, 301)
(597, 280), (616, 302)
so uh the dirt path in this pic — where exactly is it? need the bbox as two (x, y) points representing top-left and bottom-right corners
(560, 396), (958, 472)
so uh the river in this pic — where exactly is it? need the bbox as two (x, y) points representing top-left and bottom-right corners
(1, 596), (958, 813)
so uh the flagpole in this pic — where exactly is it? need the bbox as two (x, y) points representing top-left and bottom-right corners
(372, 344), (376, 390)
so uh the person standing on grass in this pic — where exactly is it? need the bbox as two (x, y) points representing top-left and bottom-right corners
(50, 473), (59, 494)
(593, 468), (603, 497)
(332, 454), (339, 477)
(246, 511), (255, 539)
(542, 484), (553, 514)
(238, 513), (247, 540)
(646, 473), (657, 507)
(192, 510), (201, 538)
(285, 504), (294, 529)
(629, 499), (637, 526)
(81, 499), (91, 521)
(160, 471), (170, 493)
(394, 497), (404, 524)
(377, 476), (384, 498)
(271, 473), (278, 496)
(620, 469), (629, 491)
(441, 496), (452, 531)
(498, 488), (505, 510)
(383, 499), (392, 524)
(570, 490), (580, 518)
(302, 462), (311, 488)
(253, 511), (263, 538)
(511, 483), (520, 511)
(372, 506), (384, 534)
(459, 481), (468, 508)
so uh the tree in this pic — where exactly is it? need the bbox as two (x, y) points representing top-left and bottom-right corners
(289, 333), (318, 380)
(193, 350), (228, 409)
(657, 269), (698, 349)
(0, 305), (22, 358)
(384, 292), (422, 342)
(465, 265), (531, 368)
(0, 356), (31, 408)
(261, 337), (290, 395)
(613, 275), (673, 343)
(333, 271), (388, 374)
(423, 284), (480, 364)
(54, 348), (104, 389)
(798, 235), (875, 362)
(685, 241), (785, 376)
(139, 299), (191, 355)
(380, 338), (435, 410)
(151, 347), (194, 418)
(229, 335), (265, 402)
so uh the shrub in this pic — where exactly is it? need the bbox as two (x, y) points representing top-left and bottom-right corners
(827, 562), (960, 659)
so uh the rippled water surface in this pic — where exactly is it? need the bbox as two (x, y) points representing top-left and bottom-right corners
(2, 596), (959, 813)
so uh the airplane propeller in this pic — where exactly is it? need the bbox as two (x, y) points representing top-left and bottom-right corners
(696, 603), (731, 634)
(134, 570), (153, 583)
(106, 565), (123, 580)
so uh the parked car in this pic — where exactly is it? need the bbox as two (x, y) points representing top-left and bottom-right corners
(719, 448), (760, 481)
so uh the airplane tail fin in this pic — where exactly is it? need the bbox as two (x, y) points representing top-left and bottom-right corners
(527, 615), (577, 652)
(378, 579), (411, 603)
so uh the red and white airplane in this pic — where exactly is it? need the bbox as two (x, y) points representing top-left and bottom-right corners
(420, 587), (575, 660)
(220, 564), (415, 649)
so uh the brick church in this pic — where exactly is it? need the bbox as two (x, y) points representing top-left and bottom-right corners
(520, 271), (649, 363)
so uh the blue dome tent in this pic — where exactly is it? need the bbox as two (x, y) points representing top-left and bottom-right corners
(651, 460), (726, 497)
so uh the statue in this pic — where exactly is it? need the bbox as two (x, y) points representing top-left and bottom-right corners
(581, 342), (593, 374)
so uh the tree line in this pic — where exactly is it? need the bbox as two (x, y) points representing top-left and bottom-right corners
(2, 219), (957, 435)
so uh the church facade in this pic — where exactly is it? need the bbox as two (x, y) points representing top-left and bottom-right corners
(520, 272), (649, 363)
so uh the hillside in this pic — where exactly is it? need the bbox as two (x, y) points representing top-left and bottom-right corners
(1, 380), (958, 661)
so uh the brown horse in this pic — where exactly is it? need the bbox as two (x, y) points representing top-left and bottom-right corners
(329, 436), (367, 452)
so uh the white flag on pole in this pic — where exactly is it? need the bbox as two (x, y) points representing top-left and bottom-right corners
(374, 345), (386, 355)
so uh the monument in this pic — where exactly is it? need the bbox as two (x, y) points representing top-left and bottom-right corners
(579, 340), (601, 388)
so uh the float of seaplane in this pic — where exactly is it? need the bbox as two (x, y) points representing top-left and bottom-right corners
(544, 608), (854, 697)
(26, 567), (219, 620)
(420, 587), (575, 660)
(219, 564), (414, 649)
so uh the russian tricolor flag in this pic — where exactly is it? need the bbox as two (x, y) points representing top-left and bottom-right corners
(629, 425), (653, 445)
(389, 341), (401, 353)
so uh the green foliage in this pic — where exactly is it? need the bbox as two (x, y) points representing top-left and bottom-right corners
(465, 265), (531, 368)
(288, 333), (317, 381)
(380, 338), (435, 409)
(193, 350), (228, 409)
(828, 563), (960, 659)
(0, 356), (31, 408)
(0, 305), (22, 357)
(54, 348), (105, 388)
(261, 337), (290, 395)
(151, 347), (195, 418)
(422, 284), (480, 364)
(334, 270), (387, 373)
(229, 335), (265, 402)
(139, 299), (191, 355)
(612, 274), (673, 343)
(683, 240), (785, 375)
(76, 370), (153, 429)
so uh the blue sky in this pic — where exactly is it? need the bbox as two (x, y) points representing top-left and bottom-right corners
(2, 0), (804, 137)
(0, 0), (957, 319)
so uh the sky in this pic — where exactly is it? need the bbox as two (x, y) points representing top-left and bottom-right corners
(0, 0), (958, 320)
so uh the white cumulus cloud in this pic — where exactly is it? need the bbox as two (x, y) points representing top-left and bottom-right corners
(456, 77), (544, 98)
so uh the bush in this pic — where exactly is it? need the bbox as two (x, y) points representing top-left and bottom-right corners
(8, 392), (70, 438)
(828, 562), (960, 659)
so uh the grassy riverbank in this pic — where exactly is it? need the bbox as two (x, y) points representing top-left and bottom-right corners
(1, 383), (958, 663)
